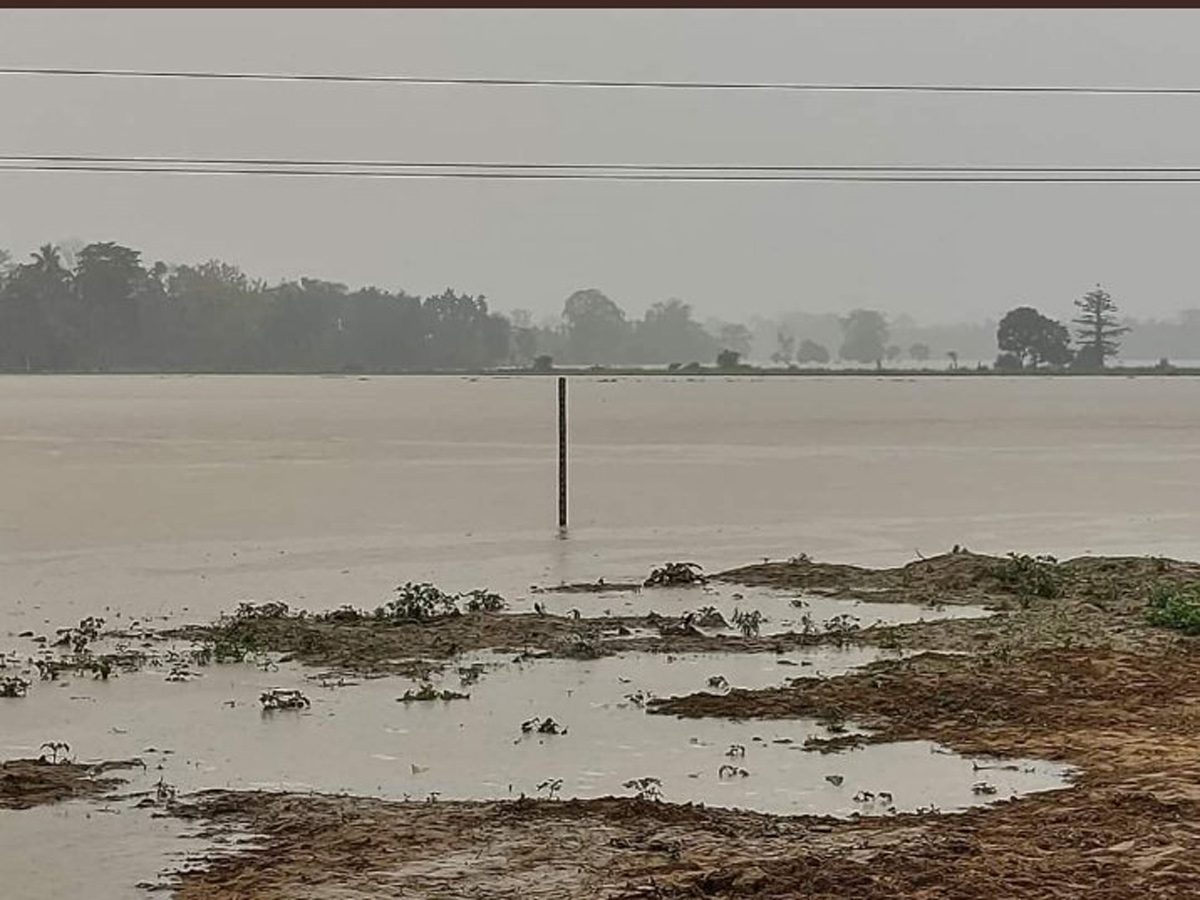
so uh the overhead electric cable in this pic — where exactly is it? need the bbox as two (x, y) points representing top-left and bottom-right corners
(7, 154), (1200, 174)
(5, 161), (1200, 182)
(2, 66), (1200, 96)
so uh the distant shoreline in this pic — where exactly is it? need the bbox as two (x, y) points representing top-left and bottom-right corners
(0, 365), (1194, 377)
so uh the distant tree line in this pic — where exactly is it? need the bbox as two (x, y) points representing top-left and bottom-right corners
(0, 242), (512, 372)
(0, 241), (1178, 373)
(0, 241), (762, 373)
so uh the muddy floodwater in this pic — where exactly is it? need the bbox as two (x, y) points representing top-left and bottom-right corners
(3, 374), (1199, 898)
(3, 375), (1200, 625)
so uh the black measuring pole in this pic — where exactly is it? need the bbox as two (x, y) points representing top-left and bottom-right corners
(558, 376), (567, 529)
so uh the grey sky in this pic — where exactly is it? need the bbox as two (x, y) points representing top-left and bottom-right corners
(3, 8), (1200, 323)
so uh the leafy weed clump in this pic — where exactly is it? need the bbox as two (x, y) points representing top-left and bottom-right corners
(462, 590), (507, 613)
(0, 675), (30, 698)
(375, 583), (508, 622)
(644, 562), (706, 588)
(1146, 582), (1200, 635)
(731, 608), (763, 638)
(398, 683), (470, 702)
(376, 583), (462, 623)
(993, 553), (1062, 600)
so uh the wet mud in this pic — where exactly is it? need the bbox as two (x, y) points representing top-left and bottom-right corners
(0, 757), (141, 810)
(153, 551), (1200, 898)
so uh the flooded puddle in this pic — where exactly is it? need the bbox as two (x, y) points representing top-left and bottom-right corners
(2, 646), (1071, 820)
(0, 795), (223, 900)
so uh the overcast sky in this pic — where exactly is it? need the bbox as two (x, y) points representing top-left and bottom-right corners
(4, 9), (1200, 323)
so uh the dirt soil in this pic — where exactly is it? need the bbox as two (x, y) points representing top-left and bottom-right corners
(0, 757), (141, 810)
(151, 551), (1200, 897)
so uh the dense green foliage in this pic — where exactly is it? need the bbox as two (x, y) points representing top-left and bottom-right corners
(0, 242), (737, 372)
(993, 553), (1062, 599)
(1146, 582), (1200, 635)
(0, 242), (512, 372)
(997, 306), (1073, 369)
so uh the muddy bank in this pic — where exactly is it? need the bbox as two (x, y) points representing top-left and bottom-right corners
(166, 779), (1200, 899)
(160, 550), (1200, 898)
(166, 606), (917, 678)
(155, 551), (1191, 678)
(717, 550), (1200, 614)
(0, 757), (141, 810)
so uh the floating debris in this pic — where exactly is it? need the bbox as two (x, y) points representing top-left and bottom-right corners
(399, 684), (469, 703)
(259, 688), (310, 711)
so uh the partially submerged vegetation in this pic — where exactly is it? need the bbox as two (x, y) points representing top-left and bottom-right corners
(11, 550), (1200, 898)
(398, 683), (469, 703)
(644, 561), (707, 587)
(147, 548), (1200, 899)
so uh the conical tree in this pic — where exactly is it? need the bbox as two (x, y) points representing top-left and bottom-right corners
(1072, 285), (1129, 369)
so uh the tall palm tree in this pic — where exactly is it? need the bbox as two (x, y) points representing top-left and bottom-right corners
(31, 244), (65, 275)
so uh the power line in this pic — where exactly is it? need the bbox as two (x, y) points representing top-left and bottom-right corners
(3, 66), (1200, 96)
(4, 161), (1200, 182)
(7, 154), (1200, 174)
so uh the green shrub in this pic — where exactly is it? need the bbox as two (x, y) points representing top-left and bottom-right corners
(993, 553), (1061, 599)
(1146, 582), (1200, 635)
(462, 589), (507, 613)
(376, 582), (462, 622)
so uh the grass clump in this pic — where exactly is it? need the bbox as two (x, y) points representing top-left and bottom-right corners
(1146, 582), (1200, 635)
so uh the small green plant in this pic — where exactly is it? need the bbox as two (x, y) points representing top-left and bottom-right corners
(87, 657), (113, 680)
(202, 632), (260, 664)
(624, 689), (653, 708)
(156, 776), (178, 804)
(520, 716), (567, 736)
(993, 553), (1061, 599)
(457, 664), (486, 686)
(0, 676), (30, 698)
(33, 658), (63, 681)
(399, 683), (469, 702)
(693, 606), (727, 628)
(623, 776), (663, 801)
(1146, 582), (1200, 635)
(731, 608), (763, 638)
(537, 778), (563, 799)
(462, 590), (507, 613)
(52, 616), (106, 654)
(39, 741), (71, 764)
(823, 614), (861, 641)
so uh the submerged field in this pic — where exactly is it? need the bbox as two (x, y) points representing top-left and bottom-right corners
(4, 549), (1200, 898)
(5, 375), (1200, 896)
